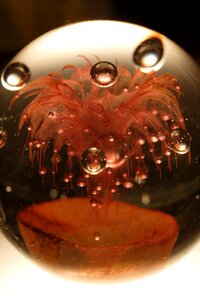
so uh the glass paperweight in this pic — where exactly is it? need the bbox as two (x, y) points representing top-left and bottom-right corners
(0, 20), (200, 282)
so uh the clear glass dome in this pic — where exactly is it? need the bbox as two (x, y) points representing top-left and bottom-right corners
(0, 20), (200, 282)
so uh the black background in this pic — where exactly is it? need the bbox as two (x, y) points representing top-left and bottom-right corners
(0, 0), (199, 69)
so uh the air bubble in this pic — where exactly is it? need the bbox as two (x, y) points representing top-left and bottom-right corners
(133, 37), (164, 71)
(81, 147), (106, 175)
(123, 177), (134, 189)
(98, 135), (128, 169)
(0, 127), (7, 149)
(134, 172), (147, 185)
(90, 198), (98, 207)
(76, 177), (87, 187)
(169, 128), (191, 154)
(1, 62), (31, 91)
(141, 193), (151, 205)
(48, 111), (56, 118)
(63, 173), (73, 182)
(50, 189), (58, 198)
(113, 178), (121, 186)
(94, 182), (103, 191)
(39, 167), (47, 175)
(93, 232), (101, 241)
(90, 61), (118, 87)
(5, 186), (12, 193)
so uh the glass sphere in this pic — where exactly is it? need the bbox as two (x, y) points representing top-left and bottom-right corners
(0, 20), (200, 282)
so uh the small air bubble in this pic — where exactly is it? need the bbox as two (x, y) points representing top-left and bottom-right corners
(50, 189), (58, 198)
(0, 127), (7, 149)
(90, 198), (98, 207)
(48, 111), (56, 118)
(169, 128), (191, 154)
(141, 193), (150, 205)
(94, 182), (103, 191)
(39, 167), (47, 175)
(63, 173), (73, 182)
(5, 186), (12, 193)
(123, 177), (134, 189)
(76, 177), (87, 187)
(94, 232), (101, 241)
(113, 178), (121, 186)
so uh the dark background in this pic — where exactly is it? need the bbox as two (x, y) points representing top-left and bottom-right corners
(0, 0), (199, 70)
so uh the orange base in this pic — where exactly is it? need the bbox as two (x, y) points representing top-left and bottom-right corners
(17, 198), (178, 281)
